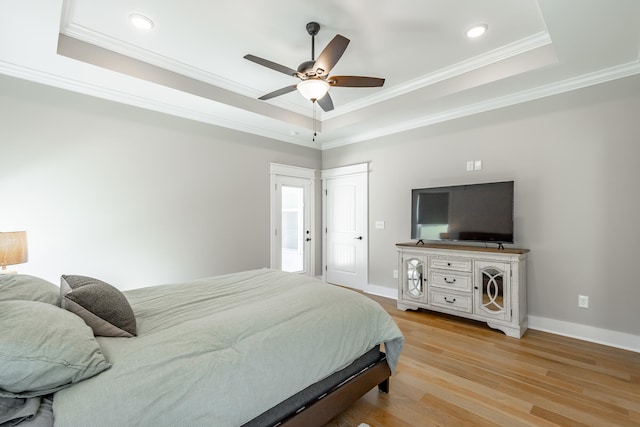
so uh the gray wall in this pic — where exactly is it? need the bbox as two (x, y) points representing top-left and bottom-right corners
(2, 72), (639, 338)
(0, 75), (321, 289)
(323, 74), (640, 336)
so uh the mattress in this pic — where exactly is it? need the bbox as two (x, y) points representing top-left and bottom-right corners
(50, 269), (404, 426)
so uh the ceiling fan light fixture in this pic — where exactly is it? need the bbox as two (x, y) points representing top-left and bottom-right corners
(297, 79), (330, 101)
(129, 14), (154, 30)
(466, 24), (488, 38)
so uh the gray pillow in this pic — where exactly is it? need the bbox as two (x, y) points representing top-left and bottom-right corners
(61, 275), (137, 337)
(0, 300), (111, 398)
(0, 274), (60, 306)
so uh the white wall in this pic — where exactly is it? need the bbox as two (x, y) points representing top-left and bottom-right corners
(322, 74), (640, 340)
(0, 75), (321, 289)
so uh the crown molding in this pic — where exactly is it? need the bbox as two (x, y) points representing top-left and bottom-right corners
(61, 22), (552, 122)
(319, 60), (640, 150)
(0, 59), (319, 150)
(60, 23), (310, 115)
(61, 23), (254, 97)
(3, 44), (638, 152)
(322, 31), (553, 119)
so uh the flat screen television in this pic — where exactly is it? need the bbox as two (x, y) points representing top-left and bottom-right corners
(411, 181), (514, 244)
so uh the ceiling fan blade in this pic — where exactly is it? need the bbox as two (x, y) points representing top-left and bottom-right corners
(317, 92), (334, 112)
(244, 54), (298, 77)
(329, 76), (385, 87)
(313, 35), (350, 76)
(258, 84), (298, 101)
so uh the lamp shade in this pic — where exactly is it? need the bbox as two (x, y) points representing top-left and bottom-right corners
(0, 231), (28, 269)
(297, 79), (330, 101)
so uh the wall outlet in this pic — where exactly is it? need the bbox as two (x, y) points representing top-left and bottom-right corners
(393, 269), (398, 279)
(578, 295), (589, 308)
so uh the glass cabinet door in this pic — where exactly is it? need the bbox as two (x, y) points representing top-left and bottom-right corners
(474, 261), (510, 320)
(404, 256), (425, 301)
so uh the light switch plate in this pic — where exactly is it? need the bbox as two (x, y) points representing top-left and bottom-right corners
(474, 160), (482, 170)
(375, 221), (385, 229)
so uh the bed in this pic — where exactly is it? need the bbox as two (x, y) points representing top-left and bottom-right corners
(0, 269), (404, 427)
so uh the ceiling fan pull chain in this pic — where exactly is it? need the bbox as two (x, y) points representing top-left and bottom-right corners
(313, 102), (317, 142)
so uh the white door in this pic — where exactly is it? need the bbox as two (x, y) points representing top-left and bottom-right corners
(270, 164), (315, 276)
(322, 164), (368, 289)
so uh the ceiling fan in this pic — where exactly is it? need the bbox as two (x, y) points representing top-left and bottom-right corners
(244, 22), (385, 112)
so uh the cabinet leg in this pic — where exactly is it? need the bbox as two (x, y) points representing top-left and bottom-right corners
(397, 302), (419, 311)
(486, 320), (527, 338)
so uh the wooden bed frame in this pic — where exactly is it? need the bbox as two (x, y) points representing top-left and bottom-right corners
(280, 355), (391, 427)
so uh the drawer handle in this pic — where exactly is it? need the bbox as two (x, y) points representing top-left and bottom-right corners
(444, 277), (457, 284)
(444, 297), (456, 304)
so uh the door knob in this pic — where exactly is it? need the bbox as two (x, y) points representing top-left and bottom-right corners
(306, 238), (311, 242)
(354, 236), (363, 240)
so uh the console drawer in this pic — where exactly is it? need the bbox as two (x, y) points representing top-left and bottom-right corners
(429, 290), (472, 313)
(429, 256), (472, 272)
(430, 271), (472, 292)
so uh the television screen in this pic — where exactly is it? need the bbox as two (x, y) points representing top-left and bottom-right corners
(411, 181), (514, 243)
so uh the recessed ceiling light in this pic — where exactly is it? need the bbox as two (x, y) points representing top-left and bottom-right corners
(466, 24), (488, 38)
(129, 14), (154, 30)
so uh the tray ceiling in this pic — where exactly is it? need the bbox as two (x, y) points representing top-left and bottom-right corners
(1, 0), (639, 149)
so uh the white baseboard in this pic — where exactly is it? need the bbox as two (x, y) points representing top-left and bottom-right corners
(363, 284), (398, 300)
(361, 284), (639, 354)
(527, 315), (640, 353)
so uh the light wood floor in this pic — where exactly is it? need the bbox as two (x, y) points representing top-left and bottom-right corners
(325, 294), (640, 427)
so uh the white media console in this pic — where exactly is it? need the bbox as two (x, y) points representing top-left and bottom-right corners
(397, 242), (529, 338)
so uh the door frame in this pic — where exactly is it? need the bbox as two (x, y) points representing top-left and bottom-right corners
(321, 162), (368, 287)
(270, 163), (317, 276)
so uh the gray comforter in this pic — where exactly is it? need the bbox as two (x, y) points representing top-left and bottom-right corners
(52, 269), (404, 426)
